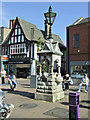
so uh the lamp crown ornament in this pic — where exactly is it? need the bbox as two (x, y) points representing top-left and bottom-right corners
(49, 6), (52, 12)
(44, 6), (56, 39)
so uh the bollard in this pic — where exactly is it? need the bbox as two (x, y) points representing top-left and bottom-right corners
(69, 92), (79, 120)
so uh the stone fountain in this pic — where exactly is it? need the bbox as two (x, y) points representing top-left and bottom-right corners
(35, 39), (64, 102)
(35, 6), (64, 102)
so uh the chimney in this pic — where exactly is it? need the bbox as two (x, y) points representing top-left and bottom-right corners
(9, 19), (15, 29)
(45, 19), (50, 39)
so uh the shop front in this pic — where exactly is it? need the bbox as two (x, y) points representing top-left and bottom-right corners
(70, 61), (90, 79)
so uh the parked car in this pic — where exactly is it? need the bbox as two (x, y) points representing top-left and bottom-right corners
(71, 72), (84, 79)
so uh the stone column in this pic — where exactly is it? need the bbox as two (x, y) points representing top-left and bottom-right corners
(58, 66), (60, 74)
(31, 60), (36, 75)
(51, 65), (53, 74)
(39, 65), (42, 76)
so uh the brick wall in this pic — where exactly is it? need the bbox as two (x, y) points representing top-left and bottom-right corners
(66, 22), (90, 73)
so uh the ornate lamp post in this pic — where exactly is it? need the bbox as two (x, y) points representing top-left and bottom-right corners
(44, 6), (56, 39)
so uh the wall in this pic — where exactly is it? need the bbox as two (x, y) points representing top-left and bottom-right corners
(66, 22), (90, 76)
(68, 23), (89, 61)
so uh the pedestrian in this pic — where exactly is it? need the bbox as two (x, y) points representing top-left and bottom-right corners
(0, 85), (14, 119)
(62, 74), (73, 90)
(8, 71), (17, 91)
(1, 68), (6, 84)
(78, 74), (89, 93)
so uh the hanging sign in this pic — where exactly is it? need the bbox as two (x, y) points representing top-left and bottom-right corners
(1, 55), (8, 61)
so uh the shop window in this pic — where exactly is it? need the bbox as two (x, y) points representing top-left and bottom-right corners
(74, 34), (79, 48)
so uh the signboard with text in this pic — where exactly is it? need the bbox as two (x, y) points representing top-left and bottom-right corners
(1, 55), (8, 61)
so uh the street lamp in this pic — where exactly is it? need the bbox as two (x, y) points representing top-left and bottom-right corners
(44, 6), (56, 39)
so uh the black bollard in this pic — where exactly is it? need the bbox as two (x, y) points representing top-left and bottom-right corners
(69, 92), (79, 120)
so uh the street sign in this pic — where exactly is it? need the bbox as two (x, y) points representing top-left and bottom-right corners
(1, 55), (8, 61)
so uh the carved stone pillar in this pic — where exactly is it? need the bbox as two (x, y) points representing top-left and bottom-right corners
(39, 65), (42, 76)
(51, 65), (53, 74)
(58, 66), (60, 74)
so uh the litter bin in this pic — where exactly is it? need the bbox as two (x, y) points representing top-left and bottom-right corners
(69, 92), (79, 120)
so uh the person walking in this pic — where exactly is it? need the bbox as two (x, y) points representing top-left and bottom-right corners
(1, 68), (6, 84)
(78, 74), (89, 93)
(8, 71), (17, 91)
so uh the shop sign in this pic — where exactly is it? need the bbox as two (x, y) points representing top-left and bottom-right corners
(1, 55), (8, 61)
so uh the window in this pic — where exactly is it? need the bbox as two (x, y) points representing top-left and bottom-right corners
(12, 32), (14, 36)
(22, 35), (24, 42)
(15, 29), (17, 35)
(15, 37), (17, 43)
(18, 36), (21, 42)
(10, 43), (26, 55)
(18, 28), (21, 34)
(11, 37), (14, 43)
(74, 34), (79, 48)
(15, 25), (18, 28)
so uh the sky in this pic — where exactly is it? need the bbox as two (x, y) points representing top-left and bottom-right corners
(0, 1), (89, 46)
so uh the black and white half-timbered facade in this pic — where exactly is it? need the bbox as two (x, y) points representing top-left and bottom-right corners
(2, 17), (66, 78)
(2, 17), (43, 78)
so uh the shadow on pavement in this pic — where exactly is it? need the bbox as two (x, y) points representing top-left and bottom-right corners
(60, 102), (90, 109)
(20, 83), (30, 88)
(21, 83), (30, 87)
(69, 88), (78, 91)
(81, 100), (90, 104)
(1, 88), (10, 91)
(60, 102), (69, 105)
(7, 90), (34, 99)
(79, 104), (90, 109)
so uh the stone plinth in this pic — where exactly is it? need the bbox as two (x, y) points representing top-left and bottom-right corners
(35, 92), (64, 102)
(35, 75), (64, 102)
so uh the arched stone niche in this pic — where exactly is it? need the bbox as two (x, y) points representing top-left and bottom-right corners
(41, 58), (50, 73)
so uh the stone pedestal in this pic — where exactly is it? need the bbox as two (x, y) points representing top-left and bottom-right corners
(30, 60), (37, 88)
(30, 75), (37, 88)
(35, 75), (64, 102)
(35, 92), (64, 102)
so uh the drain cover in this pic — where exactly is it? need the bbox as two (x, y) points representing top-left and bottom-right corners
(44, 107), (69, 118)
(19, 103), (37, 109)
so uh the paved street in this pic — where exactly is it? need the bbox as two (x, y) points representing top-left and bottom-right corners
(0, 78), (89, 119)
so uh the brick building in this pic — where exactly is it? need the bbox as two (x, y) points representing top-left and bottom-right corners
(66, 17), (90, 78)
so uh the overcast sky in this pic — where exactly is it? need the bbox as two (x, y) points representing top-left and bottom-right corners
(0, 1), (89, 45)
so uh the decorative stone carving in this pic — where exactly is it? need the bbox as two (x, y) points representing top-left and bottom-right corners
(35, 34), (64, 102)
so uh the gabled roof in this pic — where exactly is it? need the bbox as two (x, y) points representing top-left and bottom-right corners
(2, 17), (65, 47)
(38, 40), (63, 55)
(72, 17), (90, 26)
(78, 17), (90, 24)
(17, 17), (45, 41)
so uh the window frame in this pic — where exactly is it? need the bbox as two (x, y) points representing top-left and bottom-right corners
(74, 34), (79, 48)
